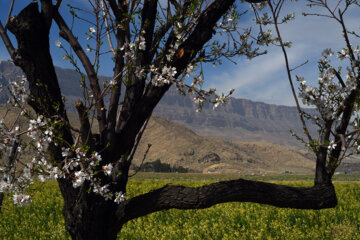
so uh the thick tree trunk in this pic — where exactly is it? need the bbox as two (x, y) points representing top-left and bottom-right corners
(59, 181), (120, 240)
(7, 3), (66, 119)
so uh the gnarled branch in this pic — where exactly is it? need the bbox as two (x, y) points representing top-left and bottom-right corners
(117, 178), (337, 226)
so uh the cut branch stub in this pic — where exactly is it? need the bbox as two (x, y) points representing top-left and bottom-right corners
(76, 101), (94, 146)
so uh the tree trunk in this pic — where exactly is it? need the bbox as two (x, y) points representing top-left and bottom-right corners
(5, 4), (126, 239)
(59, 180), (121, 240)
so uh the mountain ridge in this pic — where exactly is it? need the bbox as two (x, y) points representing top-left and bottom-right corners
(0, 60), (315, 147)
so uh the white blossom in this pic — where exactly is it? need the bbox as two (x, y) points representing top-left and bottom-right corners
(138, 36), (146, 50)
(328, 141), (337, 150)
(89, 27), (96, 34)
(114, 191), (126, 204)
(73, 171), (86, 188)
(162, 66), (177, 78)
(55, 40), (62, 47)
(12, 193), (31, 206)
(102, 163), (113, 176)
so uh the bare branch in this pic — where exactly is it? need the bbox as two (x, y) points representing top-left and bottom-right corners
(0, 20), (16, 59)
(333, 68), (346, 88)
(128, 143), (151, 178)
(268, 1), (313, 144)
(101, 0), (116, 56)
(290, 60), (309, 72)
(338, 9), (356, 62)
(107, 0), (129, 143)
(125, 115), (151, 165)
(55, 0), (62, 9)
(115, 0), (158, 136)
(53, 8), (107, 139)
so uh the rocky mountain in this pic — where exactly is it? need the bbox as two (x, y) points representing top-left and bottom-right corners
(0, 60), (111, 111)
(155, 86), (319, 147)
(0, 60), (316, 148)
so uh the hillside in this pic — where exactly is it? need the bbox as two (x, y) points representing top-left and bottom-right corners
(133, 116), (316, 173)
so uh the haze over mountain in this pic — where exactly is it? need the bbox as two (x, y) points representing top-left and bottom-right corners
(0, 60), (316, 147)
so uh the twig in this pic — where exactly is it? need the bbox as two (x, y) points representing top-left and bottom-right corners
(290, 60), (309, 72)
(100, 0), (116, 55)
(4, 0), (15, 32)
(333, 68), (346, 88)
(125, 115), (151, 165)
(268, 0), (313, 144)
(128, 143), (152, 178)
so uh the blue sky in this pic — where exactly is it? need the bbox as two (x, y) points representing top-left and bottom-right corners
(208, 2), (360, 106)
(0, 0), (359, 106)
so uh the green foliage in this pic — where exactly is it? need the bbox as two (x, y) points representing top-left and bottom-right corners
(0, 177), (359, 239)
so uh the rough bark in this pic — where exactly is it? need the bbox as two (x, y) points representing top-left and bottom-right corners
(118, 179), (337, 225)
(61, 183), (120, 240)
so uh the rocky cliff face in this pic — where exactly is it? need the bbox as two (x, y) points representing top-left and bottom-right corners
(154, 85), (317, 146)
(0, 61), (316, 146)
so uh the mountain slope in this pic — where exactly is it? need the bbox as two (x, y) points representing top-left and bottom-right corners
(133, 116), (316, 173)
(0, 61), (317, 147)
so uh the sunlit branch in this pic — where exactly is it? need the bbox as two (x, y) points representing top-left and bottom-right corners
(101, 0), (116, 56)
(4, 0), (15, 32)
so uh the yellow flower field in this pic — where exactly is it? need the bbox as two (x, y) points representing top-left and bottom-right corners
(0, 175), (359, 240)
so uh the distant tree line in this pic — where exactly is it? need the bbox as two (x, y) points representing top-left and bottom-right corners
(131, 159), (188, 173)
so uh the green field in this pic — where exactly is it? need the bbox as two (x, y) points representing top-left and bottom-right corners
(0, 173), (359, 239)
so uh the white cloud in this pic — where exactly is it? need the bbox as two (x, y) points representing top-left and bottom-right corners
(205, 2), (360, 106)
(206, 44), (308, 106)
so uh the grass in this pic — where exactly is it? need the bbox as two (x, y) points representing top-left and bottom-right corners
(0, 173), (359, 239)
(130, 172), (360, 182)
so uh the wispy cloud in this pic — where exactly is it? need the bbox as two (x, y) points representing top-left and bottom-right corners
(206, 43), (308, 105)
(205, 2), (360, 106)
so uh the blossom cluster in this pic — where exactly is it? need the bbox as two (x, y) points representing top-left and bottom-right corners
(298, 47), (359, 120)
(7, 75), (27, 107)
(296, 46), (360, 155)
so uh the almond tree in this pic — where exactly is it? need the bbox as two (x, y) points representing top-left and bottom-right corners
(0, 0), (354, 239)
(266, 0), (360, 185)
